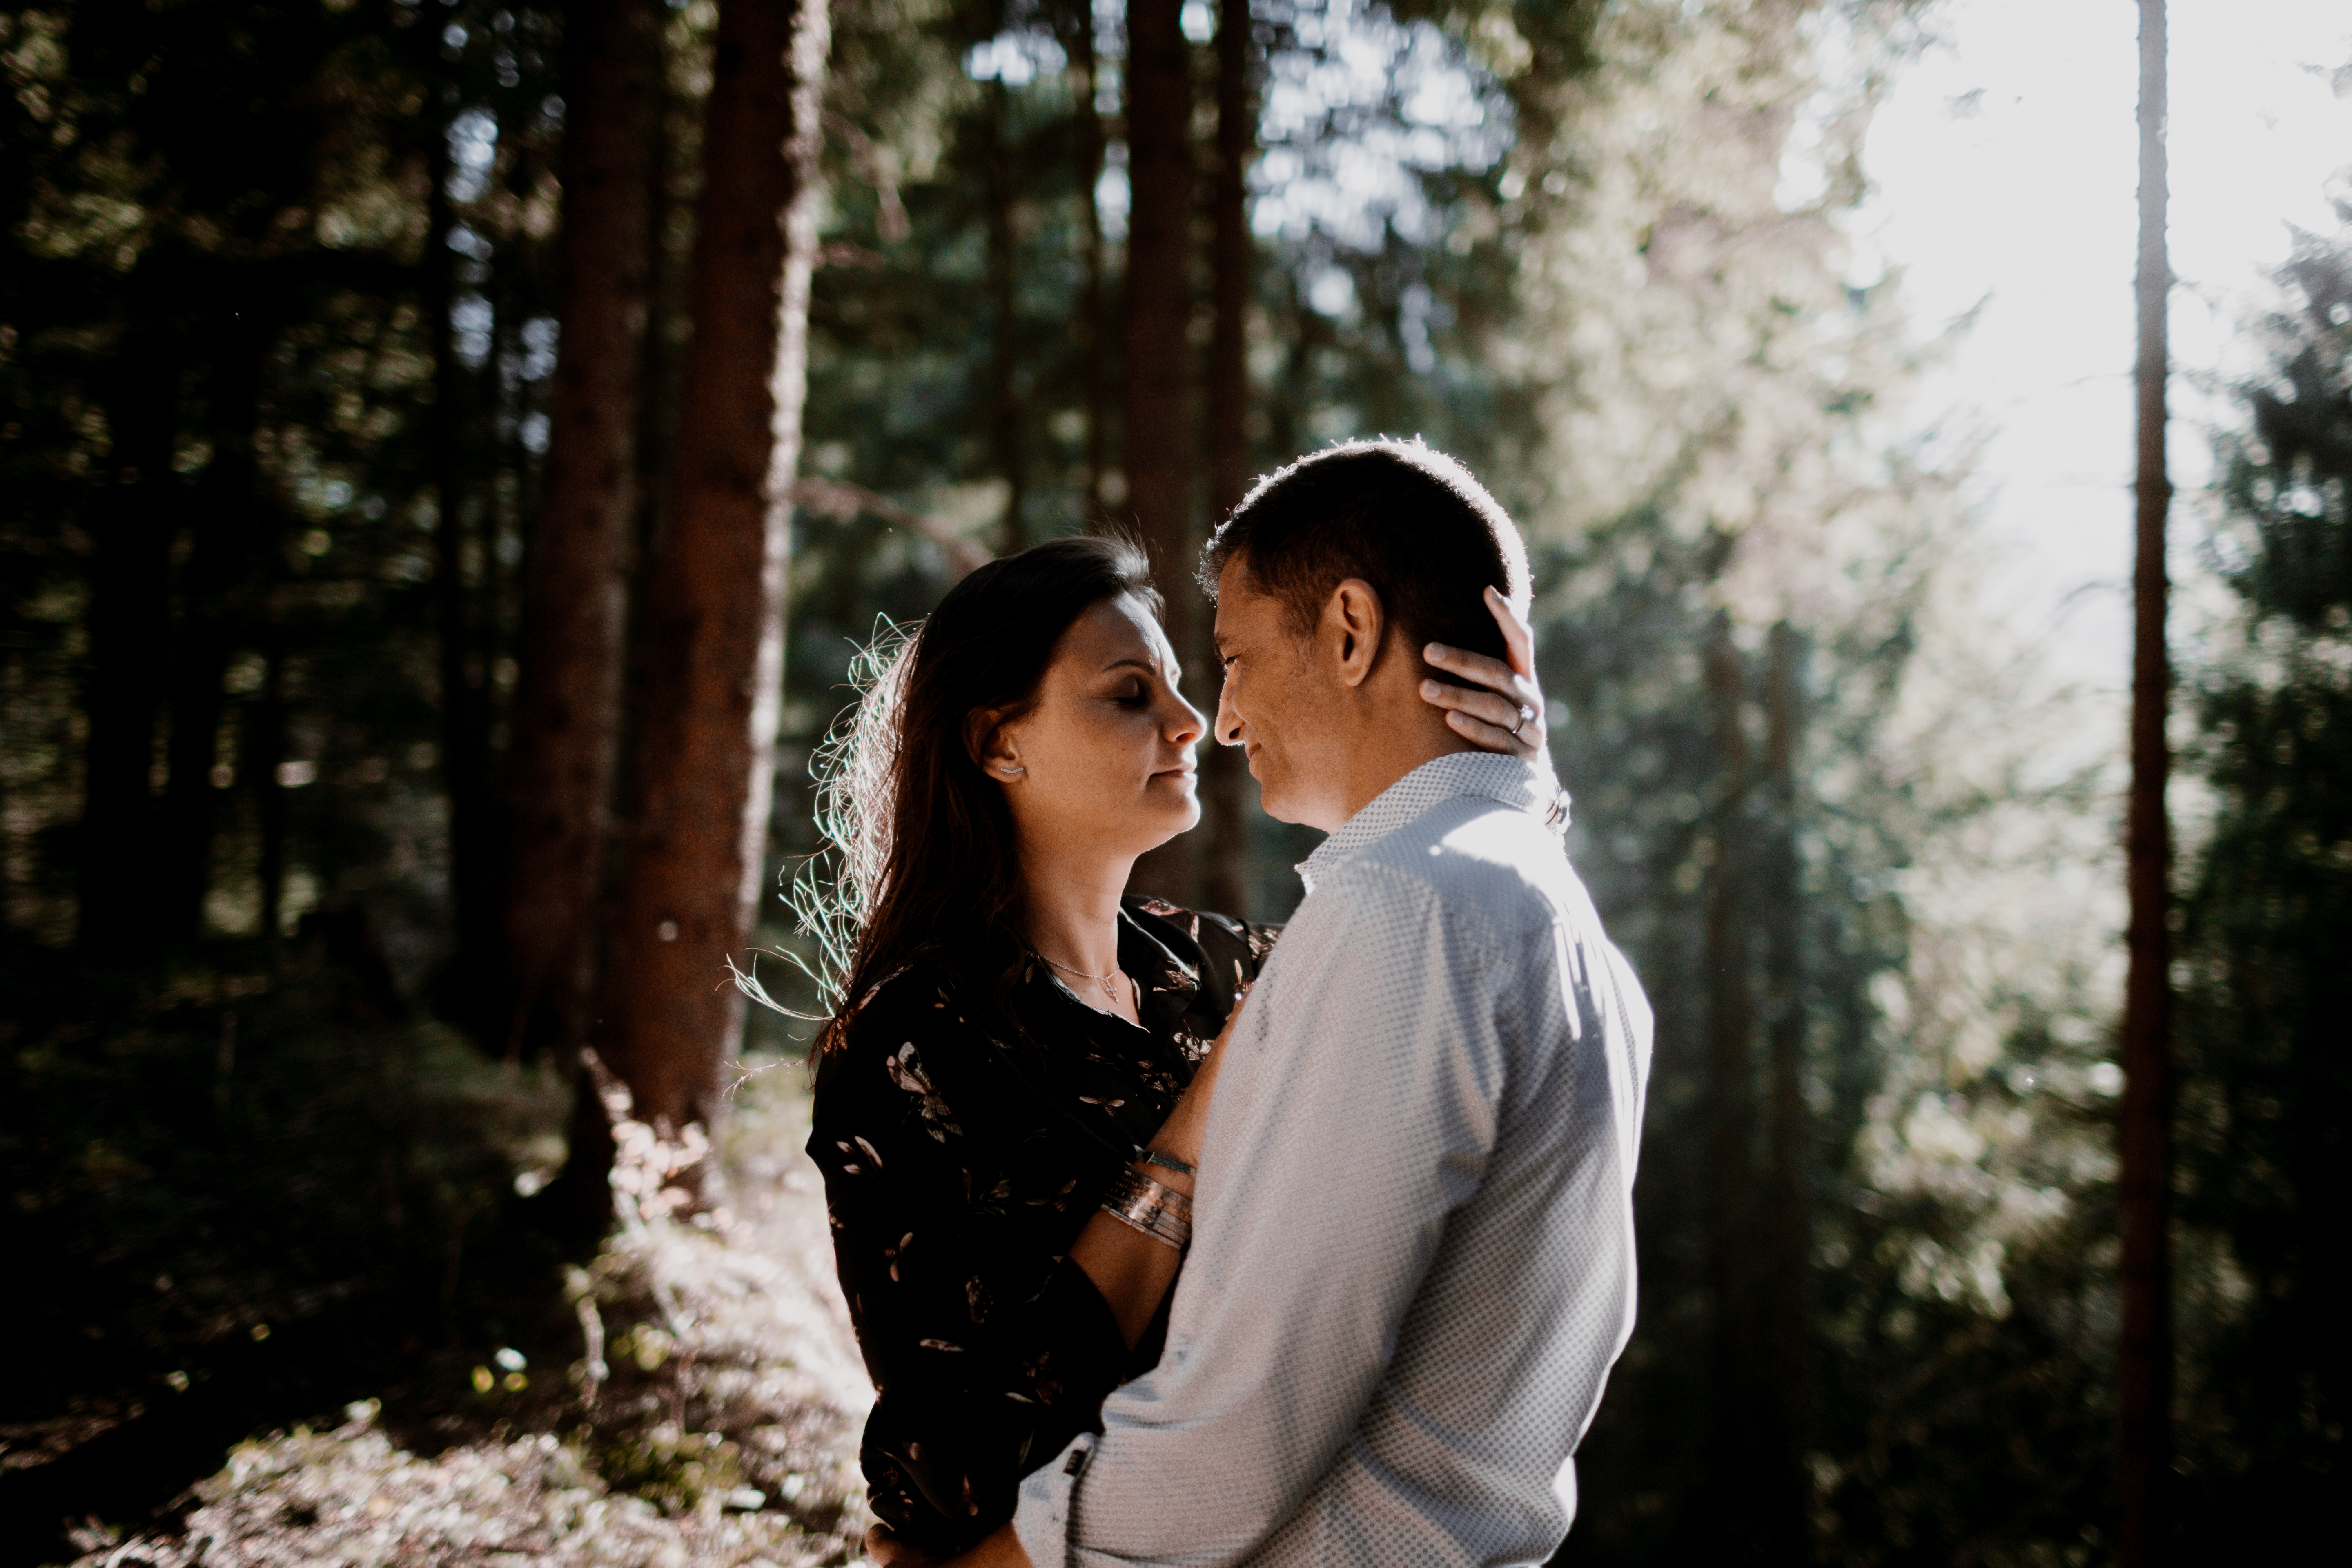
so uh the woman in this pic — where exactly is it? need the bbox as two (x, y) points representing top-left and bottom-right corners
(799, 535), (1545, 1555)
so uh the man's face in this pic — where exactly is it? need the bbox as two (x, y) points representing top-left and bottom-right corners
(1212, 558), (1336, 828)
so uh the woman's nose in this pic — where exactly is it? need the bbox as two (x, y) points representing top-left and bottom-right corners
(1167, 692), (1206, 746)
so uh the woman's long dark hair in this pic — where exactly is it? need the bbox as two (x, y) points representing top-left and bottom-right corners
(788, 534), (1161, 1054)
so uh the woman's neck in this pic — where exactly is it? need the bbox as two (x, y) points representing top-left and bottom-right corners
(1018, 841), (1132, 980)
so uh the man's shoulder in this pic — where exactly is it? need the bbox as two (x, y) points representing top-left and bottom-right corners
(1360, 791), (1568, 897)
(1309, 793), (1575, 948)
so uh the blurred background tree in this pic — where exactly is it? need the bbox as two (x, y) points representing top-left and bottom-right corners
(1, 0), (2343, 1563)
(2171, 226), (2351, 1556)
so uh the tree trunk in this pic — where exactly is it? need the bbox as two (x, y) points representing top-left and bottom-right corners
(1702, 619), (1761, 1545)
(250, 635), (288, 950)
(427, 117), (499, 1027)
(1760, 619), (1811, 1558)
(1121, 0), (1197, 905)
(2118, 1), (2172, 1561)
(1265, 268), (1321, 469)
(77, 313), (181, 957)
(983, 79), (1027, 552)
(501, 0), (662, 1062)
(593, 0), (829, 1138)
(1062, 0), (1109, 517)
(158, 310), (270, 946)
(1197, 0), (1252, 919)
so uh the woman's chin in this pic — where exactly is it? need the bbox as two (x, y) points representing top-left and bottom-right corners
(1138, 793), (1202, 842)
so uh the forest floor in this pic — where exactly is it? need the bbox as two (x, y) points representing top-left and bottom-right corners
(1, 938), (875, 1568)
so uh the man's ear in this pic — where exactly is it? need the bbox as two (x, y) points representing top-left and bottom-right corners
(1323, 579), (1387, 690)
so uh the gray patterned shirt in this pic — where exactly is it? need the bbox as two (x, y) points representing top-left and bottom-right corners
(1013, 751), (1653, 1567)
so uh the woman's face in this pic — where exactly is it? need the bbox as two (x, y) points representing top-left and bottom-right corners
(985, 593), (1205, 861)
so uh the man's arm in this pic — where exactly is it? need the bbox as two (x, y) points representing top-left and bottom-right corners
(1011, 864), (1506, 1568)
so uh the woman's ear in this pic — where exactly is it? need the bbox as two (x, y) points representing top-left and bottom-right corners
(971, 707), (1026, 780)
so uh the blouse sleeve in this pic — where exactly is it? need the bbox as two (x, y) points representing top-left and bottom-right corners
(808, 976), (1136, 1554)
(1193, 909), (1282, 1000)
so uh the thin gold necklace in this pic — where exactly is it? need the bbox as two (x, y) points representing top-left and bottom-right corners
(1038, 952), (1128, 1009)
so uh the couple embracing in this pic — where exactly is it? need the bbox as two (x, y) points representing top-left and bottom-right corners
(803, 440), (1653, 1568)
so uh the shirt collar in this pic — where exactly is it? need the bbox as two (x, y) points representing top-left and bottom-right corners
(1298, 751), (1556, 896)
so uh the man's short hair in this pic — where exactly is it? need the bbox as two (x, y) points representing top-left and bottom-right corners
(1199, 438), (1532, 675)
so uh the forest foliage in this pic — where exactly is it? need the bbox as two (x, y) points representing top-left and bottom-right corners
(0, 0), (2343, 1563)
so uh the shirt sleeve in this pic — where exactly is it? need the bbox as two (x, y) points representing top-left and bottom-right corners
(809, 984), (1136, 1555)
(1016, 864), (1507, 1567)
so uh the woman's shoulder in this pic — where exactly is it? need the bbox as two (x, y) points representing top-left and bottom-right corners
(813, 953), (1002, 1123)
(1123, 895), (1280, 976)
(823, 956), (968, 1067)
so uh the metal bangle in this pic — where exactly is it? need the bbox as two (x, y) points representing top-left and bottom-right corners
(1102, 1167), (1192, 1252)
(1137, 1147), (1196, 1179)
(1109, 1167), (1191, 1226)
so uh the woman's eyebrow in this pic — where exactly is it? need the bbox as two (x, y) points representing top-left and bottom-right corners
(1100, 656), (1157, 673)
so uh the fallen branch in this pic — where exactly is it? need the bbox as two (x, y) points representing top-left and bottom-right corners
(788, 477), (993, 579)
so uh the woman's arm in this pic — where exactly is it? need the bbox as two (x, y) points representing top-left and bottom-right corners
(811, 978), (1245, 1550)
(1063, 993), (1242, 1345)
(813, 996), (1133, 1551)
(863, 995), (1247, 1568)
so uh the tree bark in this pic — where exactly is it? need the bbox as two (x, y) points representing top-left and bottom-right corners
(1121, 0), (1197, 905)
(77, 310), (181, 956)
(593, 0), (829, 1137)
(1197, 0), (1252, 919)
(501, 0), (662, 1062)
(2118, 1), (2172, 1562)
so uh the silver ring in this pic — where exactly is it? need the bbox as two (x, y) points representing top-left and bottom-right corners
(1511, 704), (1534, 738)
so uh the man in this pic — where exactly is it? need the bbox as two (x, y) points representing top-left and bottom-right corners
(956, 438), (1652, 1566)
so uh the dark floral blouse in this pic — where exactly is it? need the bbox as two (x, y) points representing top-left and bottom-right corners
(807, 896), (1278, 1554)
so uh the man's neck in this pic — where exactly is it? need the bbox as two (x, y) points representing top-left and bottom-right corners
(1325, 732), (1477, 830)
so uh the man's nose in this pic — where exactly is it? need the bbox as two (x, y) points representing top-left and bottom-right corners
(1215, 684), (1243, 746)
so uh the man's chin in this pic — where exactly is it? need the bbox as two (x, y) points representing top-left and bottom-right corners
(1253, 784), (1302, 826)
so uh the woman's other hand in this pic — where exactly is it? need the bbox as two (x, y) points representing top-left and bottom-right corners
(1420, 584), (1548, 759)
